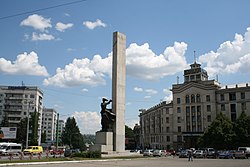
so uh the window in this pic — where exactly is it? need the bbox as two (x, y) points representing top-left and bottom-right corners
(177, 117), (181, 123)
(177, 135), (182, 142)
(166, 117), (169, 123)
(221, 104), (225, 111)
(241, 92), (245, 99)
(206, 95), (210, 102)
(186, 95), (190, 103)
(241, 103), (246, 111)
(178, 126), (181, 132)
(166, 127), (169, 132)
(220, 94), (224, 101)
(196, 94), (201, 103)
(190, 75), (195, 81)
(207, 105), (211, 112)
(207, 115), (211, 122)
(30, 94), (35, 98)
(167, 136), (170, 142)
(177, 107), (181, 113)
(191, 94), (195, 103)
(229, 93), (236, 101)
(177, 98), (181, 104)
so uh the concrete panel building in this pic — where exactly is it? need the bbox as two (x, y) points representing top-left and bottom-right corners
(0, 85), (43, 144)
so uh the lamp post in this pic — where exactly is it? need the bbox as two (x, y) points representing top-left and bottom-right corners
(26, 101), (33, 149)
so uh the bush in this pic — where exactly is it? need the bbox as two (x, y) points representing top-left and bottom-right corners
(72, 151), (101, 158)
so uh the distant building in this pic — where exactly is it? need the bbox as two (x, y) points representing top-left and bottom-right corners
(42, 108), (58, 144)
(58, 119), (65, 142)
(0, 85), (43, 144)
(139, 62), (250, 150)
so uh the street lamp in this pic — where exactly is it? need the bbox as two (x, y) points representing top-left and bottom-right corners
(26, 100), (33, 149)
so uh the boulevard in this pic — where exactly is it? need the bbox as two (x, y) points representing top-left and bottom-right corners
(0, 157), (249, 167)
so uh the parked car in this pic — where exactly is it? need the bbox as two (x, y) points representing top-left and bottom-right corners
(193, 150), (205, 158)
(179, 150), (189, 158)
(218, 151), (234, 159)
(153, 149), (166, 157)
(143, 149), (153, 157)
(235, 150), (246, 159)
(23, 146), (43, 155)
(238, 147), (250, 158)
(206, 148), (216, 158)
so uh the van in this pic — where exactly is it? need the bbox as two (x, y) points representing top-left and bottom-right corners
(0, 143), (22, 155)
(238, 147), (250, 158)
(23, 146), (43, 155)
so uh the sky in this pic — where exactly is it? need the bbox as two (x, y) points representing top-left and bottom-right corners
(1, 0), (250, 134)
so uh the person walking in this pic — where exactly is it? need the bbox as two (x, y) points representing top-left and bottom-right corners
(188, 149), (193, 161)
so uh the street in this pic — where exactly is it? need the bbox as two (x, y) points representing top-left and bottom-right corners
(1, 157), (249, 167)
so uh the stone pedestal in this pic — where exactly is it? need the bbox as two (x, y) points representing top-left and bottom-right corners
(90, 131), (113, 153)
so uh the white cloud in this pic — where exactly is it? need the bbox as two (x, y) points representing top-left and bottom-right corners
(32, 32), (55, 41)
(126, 42), (188, 81)
(81, 88), (88, 92)
(43, 54), (112, 87)
(163, 88), (173, 103)
(44, 42), (188, 87)
(83, 19), (106, 30)
(20, 14), (52, 32)
(199, 27), (250, 76)
(72, 111), (101, 134)
(55, 22), (73, 32)
(125, 119), (139, 129)
(144, 95), (151, 99)
(0, 51), (49, 76)
(145, 89), (158, 95)
(134, 87), (143, 92)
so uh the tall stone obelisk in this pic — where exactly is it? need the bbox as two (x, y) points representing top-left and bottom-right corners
(112, 32), (126, 152)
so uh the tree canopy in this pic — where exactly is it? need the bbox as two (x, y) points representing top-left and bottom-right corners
(61, 117), (85, 150)
(199, 112), (250, 150)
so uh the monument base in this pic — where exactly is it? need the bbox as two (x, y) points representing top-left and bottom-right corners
(90, 131), (113, 153)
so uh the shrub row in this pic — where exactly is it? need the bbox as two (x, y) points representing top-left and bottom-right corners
(72, 151), (101, 158)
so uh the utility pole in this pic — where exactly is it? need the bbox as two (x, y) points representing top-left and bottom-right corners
(56, 113), (59, 150)
(26, 101), (33, 148)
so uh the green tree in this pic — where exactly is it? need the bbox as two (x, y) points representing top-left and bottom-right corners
(29, 110), (39, 145)
(125, 125), (134, 138)
(41, 131), (47, 143)
(0, 112), (9, 127)
(200, 112), (235, 150)
(16, 118), (28, 146)
(234, 111), (250, 147)
(61, 117), (85, 150)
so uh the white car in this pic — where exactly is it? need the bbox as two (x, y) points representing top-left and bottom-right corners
(143, 150), (153, 156)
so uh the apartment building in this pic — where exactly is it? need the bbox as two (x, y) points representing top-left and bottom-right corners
(42, 108), (58, 144)
(139, 62), (250, 150)
(0, 85), (43, 144)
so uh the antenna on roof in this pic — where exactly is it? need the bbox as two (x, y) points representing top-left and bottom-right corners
(21, 81), (25, 86)
(194, 50), (196, 63)
(216, 74), (219, 82)
(177, 76), (179, 84)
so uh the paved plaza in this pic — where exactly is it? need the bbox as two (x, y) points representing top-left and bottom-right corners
(0, 157), (249, 167)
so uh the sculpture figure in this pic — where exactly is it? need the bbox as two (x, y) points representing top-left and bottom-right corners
(100, 98), (116, 132)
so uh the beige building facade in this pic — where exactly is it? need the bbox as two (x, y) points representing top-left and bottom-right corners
(139, 62), (250, 150)
(0, 86), (43, 144)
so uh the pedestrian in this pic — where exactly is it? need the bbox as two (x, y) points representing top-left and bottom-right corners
(188, 149), (193, 161)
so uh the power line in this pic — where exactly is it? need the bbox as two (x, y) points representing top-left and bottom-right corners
(0, 0), (86, 20)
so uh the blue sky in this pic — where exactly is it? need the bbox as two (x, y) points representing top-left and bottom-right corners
(1, 0), (250, 134)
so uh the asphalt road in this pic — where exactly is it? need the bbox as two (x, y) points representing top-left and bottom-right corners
(1, 157), (249, 167)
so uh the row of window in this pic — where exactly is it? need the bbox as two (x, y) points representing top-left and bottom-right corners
(177, 92), (246, 104)
(177, 94), (210, 104)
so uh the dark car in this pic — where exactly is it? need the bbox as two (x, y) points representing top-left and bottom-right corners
(218, 151), (234, 159)
(64, 149), (81, 157)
